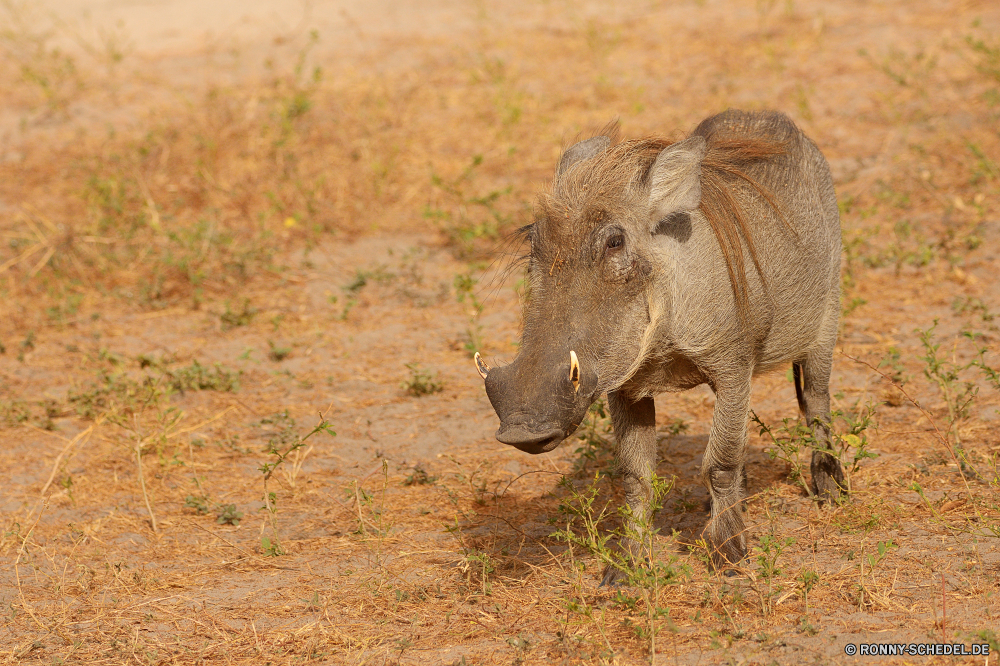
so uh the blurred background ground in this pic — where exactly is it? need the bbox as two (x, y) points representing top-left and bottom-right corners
(1, 0), (999, 664)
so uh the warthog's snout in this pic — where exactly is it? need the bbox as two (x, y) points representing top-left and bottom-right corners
(479, 349), (597, 455)
(495, 420), (563, 454)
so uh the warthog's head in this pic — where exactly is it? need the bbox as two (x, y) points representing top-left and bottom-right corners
(476, 130), (709, 454)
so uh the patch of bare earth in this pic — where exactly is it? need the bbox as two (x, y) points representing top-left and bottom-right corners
(1, 0), (999, 664)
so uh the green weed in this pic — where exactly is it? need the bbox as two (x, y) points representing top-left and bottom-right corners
(752, 533), (794, 617)
(856, 538), (897, 610)
(183, 494), (210, 515)
(220, 299), (257, 329)
(403, 465), (437, 486)
(267, 341), (292, 362)
(966, 27), (1000, 85)
(952, 296), (996, 323)
(402, 363), (443, 397)
(257, 414), (335, 555)
(553, 472), (686, 663)
(797, 569), (819, 612)
(917, 322), (982, 477)
(0, 400), (31, 427)
(215, 503), (242, 526)
(842, 296), (867, 318)
(859, 46), (936, 89)
(877, 346), (908, 385)
(68, 357), (240, 419)
(427, 154), (514, 259)
(752, 402), (878, 496)
(966, 628), (999, 653)
(334, 266), (394, 320)
(454, 272), (484, 357)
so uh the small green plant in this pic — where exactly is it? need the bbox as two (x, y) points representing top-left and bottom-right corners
(346, 460), (392, 570)
(842, 296), (867, 318)
(349, 485), (376, 535)
(267, 341), (292, 361)
(164, 360), (241, 393)
(402, 363), (443, 396)
(68, 356), (240, 419)
(261, 533), (282, 557)
(856, 538), (898, 609)
(453, 272), (480, 309)
(752, 402), (879, 496)
(426, 154), (513, 259)
(797, 569), (819, 612)
(952, 296), (996, 323)
(975, 348), (1000, 392)
(753, 533), (795, 617)
(859, 45), (937, 89)
(220, 299), (257, 329)
(665, 417), (688, 437)
(184, 494), (210, 515)
(751, 411), (813, 496)
(865, 539), (897, 571)
(553, 472), (686, 663)
(258, 414), (336, 555)
(0, 400), (31, 427)
(878, 346), (908, 385)
(917, 322), (982, 477)
(59, 475), (75, 504)
(966, 628), (999, 654)
(454, 272), (484, 357)
(403, 465), (437, 486)
(334, 265), (394, 320)
(463, 550), (495, 596)
(215, 504), (242, 526)
(836, 402), (881, 488)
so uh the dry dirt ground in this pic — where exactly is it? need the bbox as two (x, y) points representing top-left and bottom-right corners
(1, 0), (1000, 664)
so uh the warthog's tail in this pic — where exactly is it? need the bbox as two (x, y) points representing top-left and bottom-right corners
(792, 362), (806, 415)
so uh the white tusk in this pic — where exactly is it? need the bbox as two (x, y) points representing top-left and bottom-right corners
(474, 352), (490, 380)
(569, 350), (580, 392)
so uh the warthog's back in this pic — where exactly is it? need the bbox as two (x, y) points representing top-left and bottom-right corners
(660, 110), (840, 375)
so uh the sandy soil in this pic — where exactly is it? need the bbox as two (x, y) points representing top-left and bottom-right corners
(1, 0), (999, 664)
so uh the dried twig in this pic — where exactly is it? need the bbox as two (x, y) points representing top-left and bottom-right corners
(38, 422), (99, 497)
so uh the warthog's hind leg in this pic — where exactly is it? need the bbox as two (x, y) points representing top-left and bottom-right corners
(794, 350), (846, 503)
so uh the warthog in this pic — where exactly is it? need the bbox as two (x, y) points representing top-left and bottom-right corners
(475, 109), (844, 582)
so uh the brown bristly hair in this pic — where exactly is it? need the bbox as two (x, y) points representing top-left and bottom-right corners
(697, 134), (792, 328)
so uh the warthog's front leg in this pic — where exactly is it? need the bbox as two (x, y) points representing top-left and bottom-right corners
(601, 391), (656, 586)
(702, 375), (751, 570)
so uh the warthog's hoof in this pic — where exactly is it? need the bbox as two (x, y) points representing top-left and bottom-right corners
(721, 556), (751, 577)
(711, 543), (748, 573)
(811, 451), (847, 505)
(600, 564), (623, 587)
(599, 556), (652, 587)
(812, 475), (845, 505)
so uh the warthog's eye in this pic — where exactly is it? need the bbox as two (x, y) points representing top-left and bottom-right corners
(606, 234), (624, 250)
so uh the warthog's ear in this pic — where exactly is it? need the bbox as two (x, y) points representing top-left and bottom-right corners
(648, 136), (707, 226)
(556, 136), (611, 182)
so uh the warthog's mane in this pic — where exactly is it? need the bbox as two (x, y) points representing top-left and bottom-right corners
(536, 110), (794, 326)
